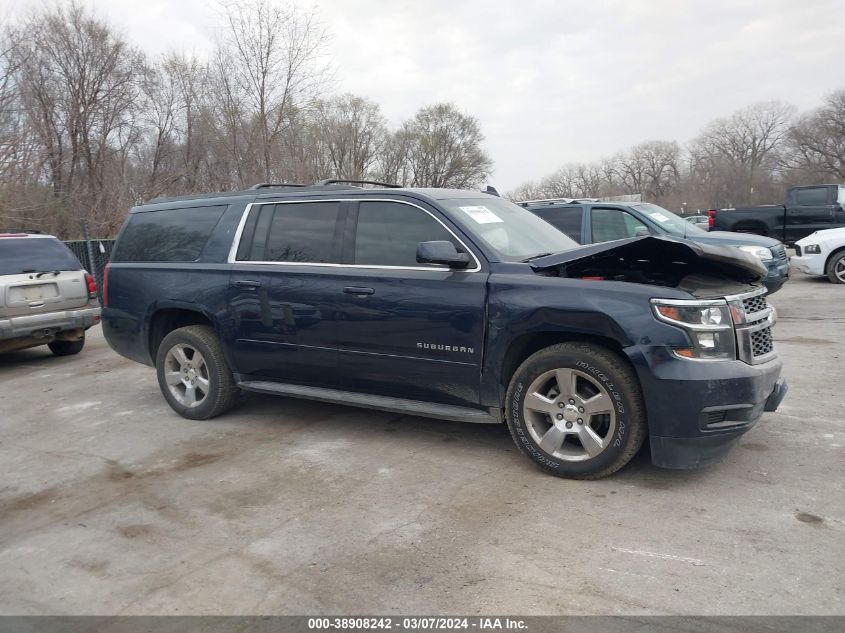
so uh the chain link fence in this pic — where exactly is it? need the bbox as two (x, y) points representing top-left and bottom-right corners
(64, 239), (115, 302)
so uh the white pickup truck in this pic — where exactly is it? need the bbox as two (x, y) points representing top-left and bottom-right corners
(0, 232), (101, 355)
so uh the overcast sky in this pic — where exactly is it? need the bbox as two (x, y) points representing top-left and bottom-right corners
(3, 0), (843, 191)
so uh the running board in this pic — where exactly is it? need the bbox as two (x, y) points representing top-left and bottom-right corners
(237, 380), (498, 424)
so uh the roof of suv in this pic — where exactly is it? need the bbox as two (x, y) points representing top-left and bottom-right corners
(142, 184), (493, 209)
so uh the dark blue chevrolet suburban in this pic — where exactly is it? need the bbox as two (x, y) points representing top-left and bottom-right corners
(102, 181), (787, 479)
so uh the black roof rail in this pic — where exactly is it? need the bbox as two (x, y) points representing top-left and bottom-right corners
(248, 183), (308, 190)
(315, 179), (401, 188)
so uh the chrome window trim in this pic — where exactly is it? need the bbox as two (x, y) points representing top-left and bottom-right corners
(227, 198), (482, 273)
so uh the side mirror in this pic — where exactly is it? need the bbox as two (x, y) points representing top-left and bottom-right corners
(634, 226), (651, 237)
(416, 241), (471, 268)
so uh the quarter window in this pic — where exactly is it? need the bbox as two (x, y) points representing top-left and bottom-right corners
(113, 205), (227, 262)
(353, 201), (459, 267)
(591, 208), (650, 242)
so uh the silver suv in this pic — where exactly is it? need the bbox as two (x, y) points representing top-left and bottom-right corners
(0, 232), (101, 356)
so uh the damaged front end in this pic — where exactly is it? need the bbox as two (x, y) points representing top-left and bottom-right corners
(528, 236), (767, 298)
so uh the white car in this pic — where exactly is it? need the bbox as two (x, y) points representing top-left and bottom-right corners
(792, 228), (845, 284)
(684, 214), (710, 231)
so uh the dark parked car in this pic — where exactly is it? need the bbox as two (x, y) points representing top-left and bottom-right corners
(0, 232), (101, 355)
(520, 200), (790, 293)
(710, 184), (845, 244)
(102, 181), (787, 479)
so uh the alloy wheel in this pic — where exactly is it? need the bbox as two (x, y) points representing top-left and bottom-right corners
(522, 368), (616, 461)
(163, 344), (210, 408)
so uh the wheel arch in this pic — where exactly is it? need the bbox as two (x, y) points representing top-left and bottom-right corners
(499, 330), (631, 392)
(147, 304), (216, 363)
(824, 245), (845, 273)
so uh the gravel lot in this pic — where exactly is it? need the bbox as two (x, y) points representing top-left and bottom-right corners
(1, 270), (843, 615)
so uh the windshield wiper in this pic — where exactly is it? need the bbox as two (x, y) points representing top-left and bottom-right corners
(34, 270), (61, 278)
(521, 252), (555, 262)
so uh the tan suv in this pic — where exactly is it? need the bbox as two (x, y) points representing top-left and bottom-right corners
(0, 232), (101, 356)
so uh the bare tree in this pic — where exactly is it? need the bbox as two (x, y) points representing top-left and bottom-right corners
(616, 141), (680, 199)
(374, 126), (413, 186)
(208, 0), (329, 185)
(312, 94), (386, 179)
(8, 2), (143, 234)
(402, 103), (493, 188)
(787, 90), (845, 180)
(694, 101), (795, 204)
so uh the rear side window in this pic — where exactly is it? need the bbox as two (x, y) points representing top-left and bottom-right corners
(795, 187), (830, 206)
(532, 207), (583, 243)
(353, 201), (458, 267)
(0, 237), (81, 275)
(244, 202), (340, 263)
(112, 206), (226, 262)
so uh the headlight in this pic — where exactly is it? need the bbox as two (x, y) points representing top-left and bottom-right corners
(651, 299), (736, 360)
(803, 244), (821, 254)
(738, 245), (773, 261)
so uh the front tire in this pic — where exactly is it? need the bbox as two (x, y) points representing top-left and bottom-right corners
(826, 251), (845, 284)
(49, 333), (85, 356)
(155, 325), (239, 420)
(505, 342), (647, 479)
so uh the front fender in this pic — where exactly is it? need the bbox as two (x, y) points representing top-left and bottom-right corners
(481, 276), (691, 407)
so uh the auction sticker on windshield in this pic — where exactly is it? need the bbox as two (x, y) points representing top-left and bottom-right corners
(647, 211), (672, 223)
(459, 206), (503, 224)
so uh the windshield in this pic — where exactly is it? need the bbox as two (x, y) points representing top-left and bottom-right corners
(440, 197), (579, 261)
(0, 238), (82, 275)
(631, 203), (708, 238)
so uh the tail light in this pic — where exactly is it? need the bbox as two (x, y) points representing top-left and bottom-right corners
(102, 263), (110, 307)
(707, 209), (716, 230)
(85, 272), (97, 299)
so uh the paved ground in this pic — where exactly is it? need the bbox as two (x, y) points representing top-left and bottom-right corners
(0, 270), (843, 615)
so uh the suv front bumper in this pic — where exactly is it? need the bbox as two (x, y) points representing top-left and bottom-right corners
(0, 306), (101, 341)
(625, 346), (786, 469)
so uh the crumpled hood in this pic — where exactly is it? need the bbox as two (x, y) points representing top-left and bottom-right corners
(529, 235), (767, 284)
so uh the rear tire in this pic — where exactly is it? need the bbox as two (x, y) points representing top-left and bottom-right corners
(48, 333), (85, 356)
(505, 342), (647, 479)
(155, 325), (239, 420)
(826, 251), (845, 284)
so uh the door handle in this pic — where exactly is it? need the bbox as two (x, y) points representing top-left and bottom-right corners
(233, 279), (262, 289)
(343, 286), (375, 296)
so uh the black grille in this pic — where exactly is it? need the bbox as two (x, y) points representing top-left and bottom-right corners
(742, 294), (768, 315)
(773, 245), (788, 263)
(751, 327), (774, 357)
(794, 245), (802, 257)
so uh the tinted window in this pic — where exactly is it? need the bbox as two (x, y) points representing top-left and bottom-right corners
(249, 202), (339, 263)
(533, 207), (583, 242)
(0, 238), (81, 275)
(796, 187), (830, 206)
(113, 206), (226, 262)
(354, 201), (457, 267)
(591, 208), (650, 242)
